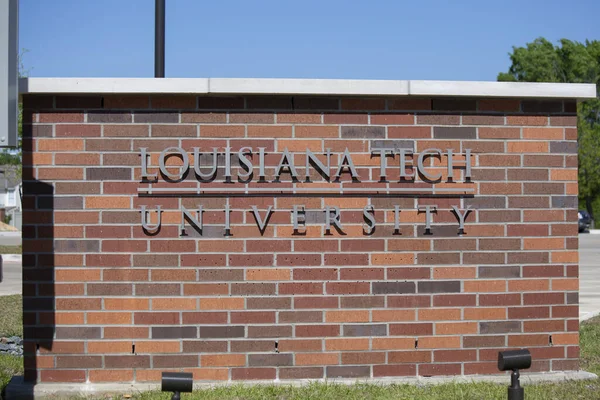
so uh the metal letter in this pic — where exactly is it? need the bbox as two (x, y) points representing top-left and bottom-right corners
(418, 205), (437, 234)
(251, 205), (273, 232)
(464, 148), (472, 180)
(394, 205), (401, 233)
(159, 147), (189, 180)
(193, 147), (218, 180)
(446, 149), (455, 181)
(275, 148), (298, 180)
(363, 205), (376, 235)
(372, 148), (394, 181)
(140, 147), (158, 180)
(451, 205), (472, 234)
(180, 206), (203, 236)
(224, 146), (232, 182)
(141, 205), (162, 232)
(238, 147), (253, 180)
(292, 205), (306, 231)
(305, 149), (331, 182)
(325, 206), (343, 233)
(224, 200), (231, 236)
(334, 148), (360, 179)
(258, 147), (267, 180)
(417, 148), (442, 181)
(397, 148), (415, 179)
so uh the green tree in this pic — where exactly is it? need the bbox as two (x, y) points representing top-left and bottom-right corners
(498, 38), (600, 220)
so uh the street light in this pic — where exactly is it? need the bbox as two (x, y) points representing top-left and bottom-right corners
(498, 349), (532, 400)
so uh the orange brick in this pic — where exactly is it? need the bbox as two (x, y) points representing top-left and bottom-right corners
(522, 128), (564, 140)
(27, 153), (53, 165)
(87, 341), (133, 354)
(277, 226), (321, 238)
(186, 368), (229, 381)
(435, 322), (477, 335)
(463, 280), (506, 292)
(417, 336), (461, 349)
(200, 298), (244, 310)
(552, 333), (579, 345)
(551, 169), (578, 181)
(552, 279), (579, 291)
(55, 269), (101, 282)
(418, 309), (461, 321)
(524, 238), (565, 250)
(371, 253), (414, 265)
(55, 312), (85, 325)
(326, 311), (370, 323)
(464, 225), (504, 237)
(247, 269), (291, 281)
(552, 251), (578, 263)
(371, 338), (414, 350)
(326, 339), (370, 351)
(200, 125), (244, 137)
(277, 139), (322, 152)
(37, 168), (84, 180)
(524, 210), (565, 222)
(434, 267), (477, 279)
(295, 126), (339, 138)
(89, 370), (133, 382)
(507, 141), (549, 153)
(87, 312), (132, 325)
(135, 370), (163, 382)
(508, 279), (549, 292)
(104, 298), (149, 311)
(323, 197), (369, 209)
(152, 298), (197, 310)
(85, 196), (130, 209)
(464, 307), (506, 320)
(197, 240), (245, 253)
(296, 353), (339, 366)
(135, 341), (180, 353)
(372, 310), (416, 322)
(55, 153), (101, 165)
(566, 182), (578, 195)
(37, 356), (55, 368)
(248, 125), (292, 138)
(201, 354), (246, 367)
(37, 139), (84, 151)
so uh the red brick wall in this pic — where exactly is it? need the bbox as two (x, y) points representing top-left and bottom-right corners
(22, 94), (579, 383)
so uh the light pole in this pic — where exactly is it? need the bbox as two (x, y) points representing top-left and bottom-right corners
(155, 0), (165, 77)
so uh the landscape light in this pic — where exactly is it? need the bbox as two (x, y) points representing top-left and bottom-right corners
(161, 372), (193, 400)
(497, 349), (532, 400)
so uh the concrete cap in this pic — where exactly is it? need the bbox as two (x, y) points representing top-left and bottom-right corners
(18, 77), (597, 99)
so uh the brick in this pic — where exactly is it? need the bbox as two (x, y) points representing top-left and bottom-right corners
(248, 354), (293, 367)
(280, 367), (323, 379)
(201, 354), (246, 367)
(433, 127), (476, 139)
(231, 368), (276, 380)
(341, 126), (385, 139)
(390, 323), (433, 335)
(326, 366), (370, 378)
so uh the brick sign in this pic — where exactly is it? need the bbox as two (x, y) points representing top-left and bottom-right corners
(21, 85), (583, 385)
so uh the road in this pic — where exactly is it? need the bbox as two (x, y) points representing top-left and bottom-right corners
(579, 233), (600, 320)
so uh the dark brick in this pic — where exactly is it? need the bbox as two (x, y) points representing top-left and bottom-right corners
(55, 240), (99, 252)
(87, 111), (132, 123)
(508, 196), (550, 208)
(153, 355), (199, 368)
(47, 196), (83, 210)
(432, 99), (476, 111)
(199, 326), (245, 338)
(294, 97), (340, 110)
(552, 196), (578, 209)
(344, 324), (386, 337)
(247, 325), (293, 338)
(231, 283), (276, 296)
(230, 340), (273, 353)
(567, 292), (578, 305)
(371, 139), (414, 150)
(86, 167), (131, 181)
(231, 368), (276, 380)
(372, 282), (416, 294)
(56, 356), (102, 368)
(56, 95), (103, 109)
(341, 126), (385, 139)
(22, 125), (52, 137)
(524, 183), (565, 195)
(418, 281), (460, 293)
(327, 366), (370, 378)
(479, 266), (521, 278)
(389, 323), (432, 336)
(134, 112), (178, 123)
(87, 284), (132, 296)
(480, 321), (522, 334)
(248, 354), (293, 367)
(374, 364), (417, 377)
(136, 284), (180, 296)
(152, 326), (197, 339)
(182, 341), (228, 353)
(507, 252), (549, 264)
(417, 253), (460, 264)
(341, 296), (384, 308)
(522, 100), (563, 113)
(463, 336), (506, 348)
(463, 252), (505, 264)
(197, 97), (244, 109)
(550, 141), (577, 154)
(434, 127), (476, 139)
(279, 311), (323, 323)
(105, 355), (150, 368)
(433, 294), (476, 307)
(280, 367), (323, 379)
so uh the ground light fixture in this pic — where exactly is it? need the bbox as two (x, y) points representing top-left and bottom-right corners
(497, 349), (532, 400)
(161, 372), (193, 400)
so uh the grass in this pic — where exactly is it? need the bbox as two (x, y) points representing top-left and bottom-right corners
(0, 297), (599, 399)
(0, 246), (21, 255)
(0, 295), (22, 337)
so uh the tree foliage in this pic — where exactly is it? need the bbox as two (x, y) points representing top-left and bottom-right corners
(498, 38), (600, 219)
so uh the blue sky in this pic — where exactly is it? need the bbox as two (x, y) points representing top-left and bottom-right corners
(19, 0), (599, 81)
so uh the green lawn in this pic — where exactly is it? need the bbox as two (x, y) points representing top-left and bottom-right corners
(0, 246), (21, 255)
(0, 295), (22, 337)
(0, 296), (599, 399)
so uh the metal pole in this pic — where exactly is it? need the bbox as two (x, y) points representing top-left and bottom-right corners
(155, 0), (165, 78)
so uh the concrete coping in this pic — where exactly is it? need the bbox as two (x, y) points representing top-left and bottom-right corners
(18, 78), (597, 99)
